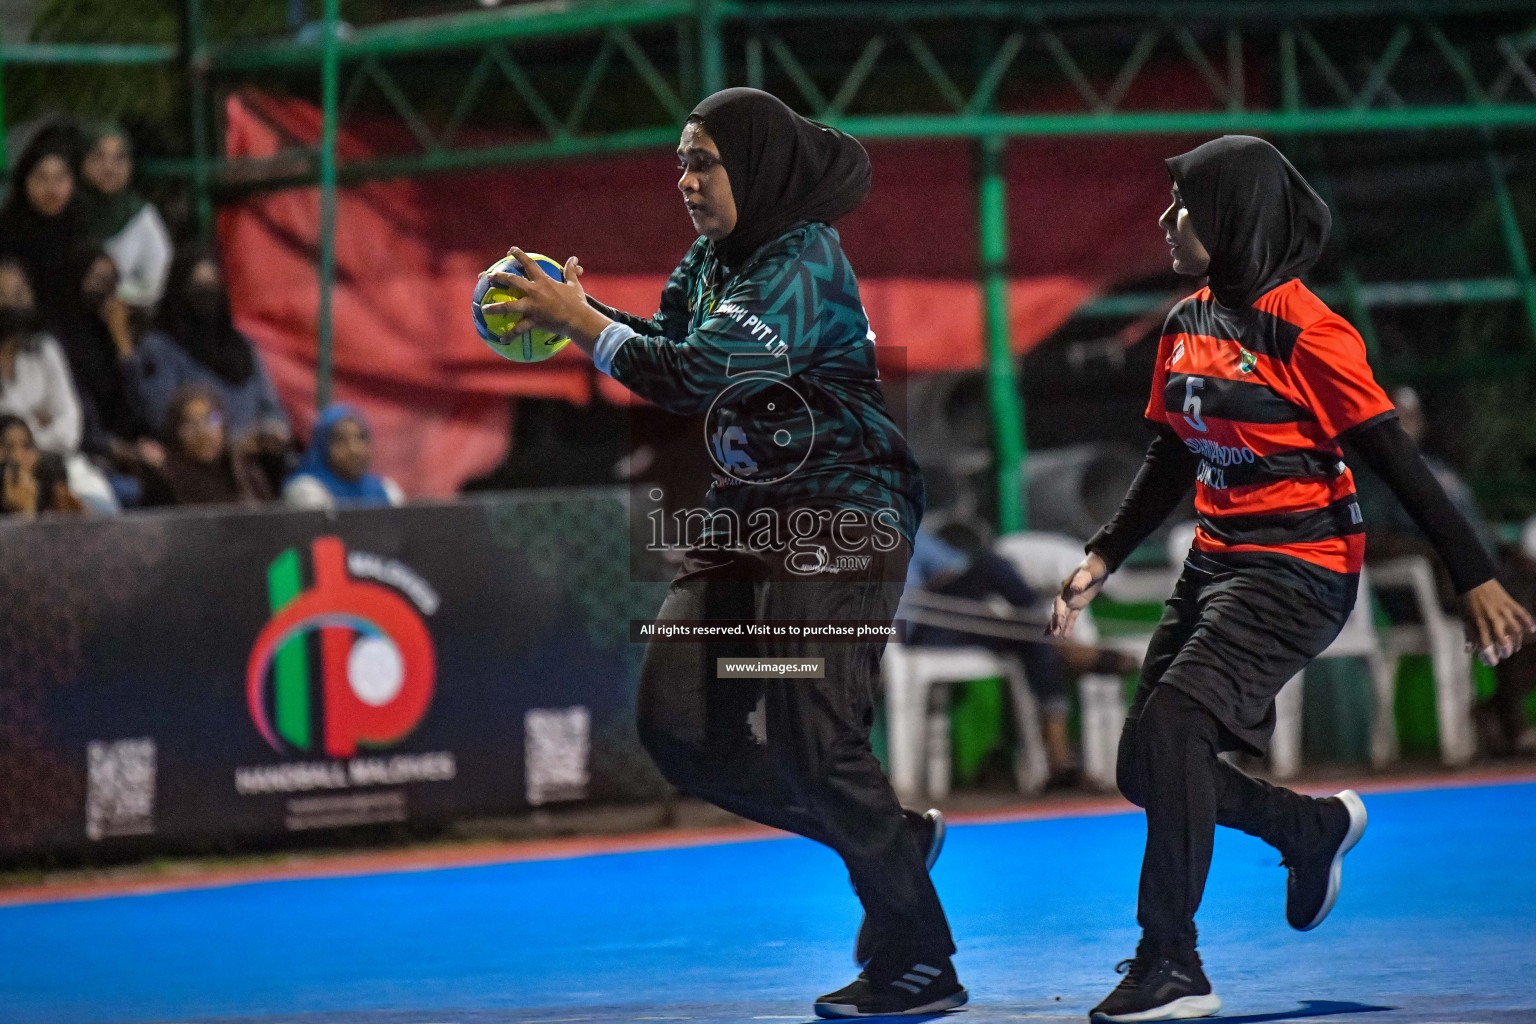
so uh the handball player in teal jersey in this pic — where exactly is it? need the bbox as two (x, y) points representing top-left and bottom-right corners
(485, 88), (964, 1018)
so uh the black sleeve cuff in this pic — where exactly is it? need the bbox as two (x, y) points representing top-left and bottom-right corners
(585, 297), (664, 336)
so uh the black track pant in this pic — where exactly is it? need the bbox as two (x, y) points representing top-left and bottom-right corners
(636, 540), (955, 965)
(1118, 553), (1355, 955)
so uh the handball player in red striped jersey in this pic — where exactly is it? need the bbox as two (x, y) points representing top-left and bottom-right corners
(1048, 135), (1535, 1022)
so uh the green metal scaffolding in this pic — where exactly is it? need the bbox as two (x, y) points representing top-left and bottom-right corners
(5, 0), (1536, 529)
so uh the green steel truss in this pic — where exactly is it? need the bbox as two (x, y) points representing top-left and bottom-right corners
(6, 0), (1536, 527)
(131, 2), (1536, 187)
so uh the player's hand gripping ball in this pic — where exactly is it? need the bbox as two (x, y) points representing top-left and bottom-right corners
(471, 253), (573, 363)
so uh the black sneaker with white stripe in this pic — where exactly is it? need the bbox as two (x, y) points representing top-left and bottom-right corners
(1089, 946), (1220, 1022)
(814, 955), (967, 1018)
(1284, 788), (1368, 931)
(853, 808), (946, 965)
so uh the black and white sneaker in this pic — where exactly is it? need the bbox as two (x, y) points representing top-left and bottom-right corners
(814, 956), (967, 1018)
(853, 808), (946, 965)
(1089, 948), (1220, 1022)
(1285, 788), (1367, 931)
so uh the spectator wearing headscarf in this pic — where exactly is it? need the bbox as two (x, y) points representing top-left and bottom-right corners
(46, 247), (164, 506)
(127, 241), (290, 446)
(76, 123), (174, 313)
(49, 248), (149, 452)
(0, 257), (118, 513)
(0, 256), (83, 456)
(142, 386), (273, 507)
(0, 414), (83, 519)
(0, 120), (86, 320)
(282, 404), (403, 510)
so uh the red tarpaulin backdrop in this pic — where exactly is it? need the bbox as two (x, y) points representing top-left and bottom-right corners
(219, 78), (1207, 496)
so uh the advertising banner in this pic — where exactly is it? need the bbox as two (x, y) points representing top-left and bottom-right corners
(0, 489), (671, 862)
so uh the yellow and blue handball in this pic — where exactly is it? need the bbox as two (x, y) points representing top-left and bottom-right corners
(471, 253), (573, 363)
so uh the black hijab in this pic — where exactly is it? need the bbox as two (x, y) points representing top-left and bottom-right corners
(49, 246), (144, 444)
(688, 88), (871, 269)
(1165, 135), (1331, 309)
(155, 241), (257, 386)
(0, 122), (85, 319)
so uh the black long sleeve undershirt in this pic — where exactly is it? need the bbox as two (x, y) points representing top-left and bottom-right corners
(585, 297), (665, 337)
(1085, 423), (1198, 573)
(1345, 415), (1495, 594)
(1084, 416), (1495, 594)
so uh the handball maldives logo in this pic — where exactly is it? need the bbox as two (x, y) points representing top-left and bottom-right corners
(246, 537), (437, 758)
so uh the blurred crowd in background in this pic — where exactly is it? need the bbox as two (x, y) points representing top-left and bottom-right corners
(0, 116), (403, 519)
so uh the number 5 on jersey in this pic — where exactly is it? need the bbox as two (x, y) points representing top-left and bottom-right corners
(1183, 376), (1208, 432)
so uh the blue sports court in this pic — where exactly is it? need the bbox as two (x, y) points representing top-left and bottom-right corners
(3, 778), (1531, 1024)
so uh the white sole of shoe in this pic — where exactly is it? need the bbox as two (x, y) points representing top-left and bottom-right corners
(1090, 992), (1222, 1022)
(814, 986), (969, 1018)
(1299, 788), (1368, 931)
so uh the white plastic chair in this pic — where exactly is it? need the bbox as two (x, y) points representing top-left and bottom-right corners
(1368, 555), (1476, 766)
(1269, 567), (1400, 779)
(992, 531), (1139, 790)
(881, 642), (1049, 801)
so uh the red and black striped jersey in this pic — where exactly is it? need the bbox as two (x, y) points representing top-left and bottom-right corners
(1146, 279), (1396, 574)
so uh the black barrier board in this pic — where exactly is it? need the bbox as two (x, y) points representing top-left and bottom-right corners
(0, 489), (671, 862)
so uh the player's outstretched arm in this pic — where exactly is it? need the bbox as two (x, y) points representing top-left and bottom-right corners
(1049, 425), (1197, 639)
(1348, 416), (1535, 665)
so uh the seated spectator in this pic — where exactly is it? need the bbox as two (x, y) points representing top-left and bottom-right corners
(0, 256), (119, 516)
(902, 523), (1140, 786)
(0, 256), (84, 456)
(283, 403), (404, 510)
(76, 122), (173, 315)
(128, 242), (290, 451)
(142, 388), (273, 507)
(0, 120), (85, 321)
(0, 414), (82, 519)
(50, 249), (153, 453)
(49, 248), (166, 506)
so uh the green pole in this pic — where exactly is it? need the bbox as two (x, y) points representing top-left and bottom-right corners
(698, 0), (724, 97)
(185, 0), (213, 237)
(1481, 133), (1536, 349)
(0, 41), (8, 173)
(316, 0), (340, 411)
(978, 134), (1025, 532)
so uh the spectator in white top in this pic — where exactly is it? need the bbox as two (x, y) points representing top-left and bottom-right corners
(0, 258), (117, 512)
(0, 257), (81, 454)
(283, 403), (404, 510)
(76, 123), (174, 312)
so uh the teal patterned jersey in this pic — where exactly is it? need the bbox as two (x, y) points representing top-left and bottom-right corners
(600, 223), (924, 550)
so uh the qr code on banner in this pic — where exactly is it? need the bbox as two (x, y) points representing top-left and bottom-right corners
(86, 738), (156, 841)
(524, 706), (590, 806)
